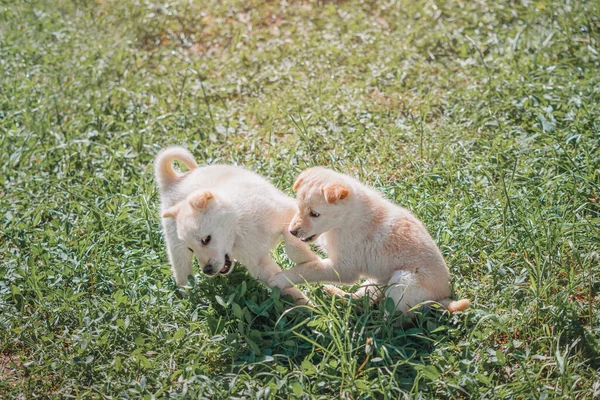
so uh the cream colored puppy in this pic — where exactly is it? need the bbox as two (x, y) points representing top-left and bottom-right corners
(155, 147), (318, 303)
(268, 167), (470, 315)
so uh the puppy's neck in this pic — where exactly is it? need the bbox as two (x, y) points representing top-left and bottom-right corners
(331, 189), (386, 243)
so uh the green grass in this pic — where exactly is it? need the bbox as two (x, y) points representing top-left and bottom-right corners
(1, 0), (599, 397)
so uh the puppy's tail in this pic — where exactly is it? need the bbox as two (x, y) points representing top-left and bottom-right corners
(155, 146), (198, 188)
(440, 298), (470, 313)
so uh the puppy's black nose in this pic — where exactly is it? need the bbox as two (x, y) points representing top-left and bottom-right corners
(203, 264), (214, 274)
(289, 229), (298, 237)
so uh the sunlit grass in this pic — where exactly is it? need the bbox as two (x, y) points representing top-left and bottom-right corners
(1, 0), (599, 398)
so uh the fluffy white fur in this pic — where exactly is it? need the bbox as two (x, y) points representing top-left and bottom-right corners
(155, 147), (318, 304)
(268, 167), (470, 315)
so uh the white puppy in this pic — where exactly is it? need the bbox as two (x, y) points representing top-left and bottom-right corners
(268, 167), (470, 315)
(155, 147), (318, 303)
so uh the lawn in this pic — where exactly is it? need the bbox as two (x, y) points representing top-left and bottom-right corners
(1, 0), (599, 398)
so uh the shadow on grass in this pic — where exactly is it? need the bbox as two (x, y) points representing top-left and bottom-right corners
(552, 304), (600, 370)
(185, 267), (457, 396)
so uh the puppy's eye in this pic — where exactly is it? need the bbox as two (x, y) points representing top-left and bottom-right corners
(201, 235), (211, 245)
(309, 210), (320, 218)
(188, 247), (193, 252)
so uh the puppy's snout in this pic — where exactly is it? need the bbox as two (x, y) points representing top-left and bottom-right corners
(289, 229), (299, 237)
(203, 264), (215, 275)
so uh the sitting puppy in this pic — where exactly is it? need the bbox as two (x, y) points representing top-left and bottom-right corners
(155, 147), (318, 303)
(268, 167), (470, 315)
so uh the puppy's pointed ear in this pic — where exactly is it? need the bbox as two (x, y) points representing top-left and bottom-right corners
(161, 203), (181, 218)
(293, 174), (305, 192)
(322, 183), (349, 204)
(189, 190), (213, 210)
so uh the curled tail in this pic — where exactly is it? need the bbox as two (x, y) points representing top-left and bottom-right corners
(440, 298), (470, 313)
(154, 146), (198, 188)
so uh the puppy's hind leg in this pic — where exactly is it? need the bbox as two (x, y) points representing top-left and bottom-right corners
(384, 270), (441, 317)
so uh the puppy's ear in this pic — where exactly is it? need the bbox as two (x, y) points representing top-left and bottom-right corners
(189, 190), (213, 210)
(322, 183), (349, 204)
(161, 203), (181, 218)
(293, 174), (305, 192)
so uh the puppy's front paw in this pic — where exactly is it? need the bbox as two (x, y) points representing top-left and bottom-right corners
(268, 272), (293, 289)
(282, 288), (312, 306)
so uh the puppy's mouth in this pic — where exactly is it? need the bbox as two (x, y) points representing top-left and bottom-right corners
(219, 254), (233, 275)
(300, 234), (317, 243)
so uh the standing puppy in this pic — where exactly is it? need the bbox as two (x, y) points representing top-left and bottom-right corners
(268, 167), (470, 315)
(155, 147), (318, 304)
